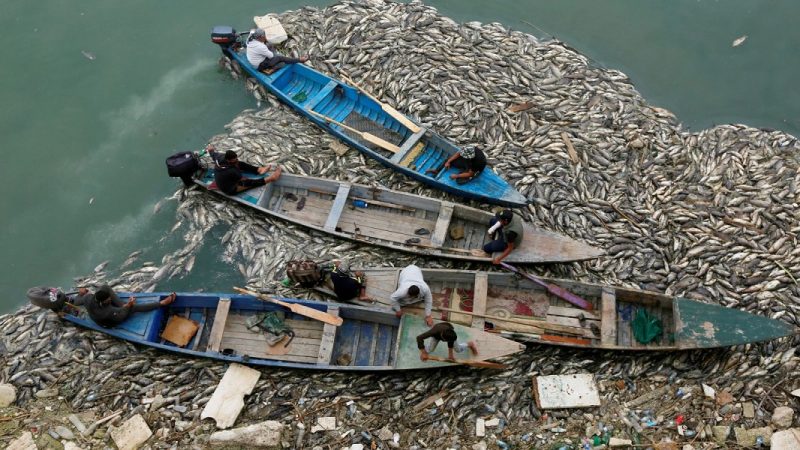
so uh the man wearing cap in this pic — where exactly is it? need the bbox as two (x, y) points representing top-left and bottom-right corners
(72, 285), (176, 328)
(209, 146), (281, 195)
(427, 146), (486, 184)
(483, 209), (524, 264)
(246, 28), (309, 72)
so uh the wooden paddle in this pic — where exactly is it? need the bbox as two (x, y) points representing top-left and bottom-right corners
(428, 305), (583, 336)
(499, 263), (594, 311)
(307, 110), (401, 153)
(340, 75), (422, 133)
(425, 354), (508, 369)
(233, 287), (343, 326)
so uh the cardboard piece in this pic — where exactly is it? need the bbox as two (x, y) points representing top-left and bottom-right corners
(109, 414), (153, 450)
(201, 363), (261, 429)
(253, 15), (287, 44)
(160, 316), (199, 347)
(533, 374), (601, 409)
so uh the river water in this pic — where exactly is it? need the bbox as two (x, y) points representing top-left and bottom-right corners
(2, 0), (797, 312)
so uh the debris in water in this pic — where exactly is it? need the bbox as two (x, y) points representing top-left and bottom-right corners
(81, 50), (96, 60)
(732, 35), (747, 47)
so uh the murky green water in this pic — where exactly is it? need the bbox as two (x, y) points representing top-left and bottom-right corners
(2, 0), (797, 312)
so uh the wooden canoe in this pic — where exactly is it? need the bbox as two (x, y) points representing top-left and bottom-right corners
(317, 268), (795, 350)
(213, 33), (528, 208)
(194, 171), (603, 264)
(58, 292), (524, 371)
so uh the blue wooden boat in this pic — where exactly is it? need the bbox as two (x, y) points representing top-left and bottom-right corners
(211, 26), (528, 208)
(59, 292), (525, 371)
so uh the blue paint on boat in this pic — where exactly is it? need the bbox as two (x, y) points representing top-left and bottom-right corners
(218, 40), (528, 207)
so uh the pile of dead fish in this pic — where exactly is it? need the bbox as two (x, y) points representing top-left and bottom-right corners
(2, 0), (800, 448)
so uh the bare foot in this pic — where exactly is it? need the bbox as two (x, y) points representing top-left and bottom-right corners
(300, 55), (310, 63)
(467, 341), (478, 356)
(160, 292), (176, 306)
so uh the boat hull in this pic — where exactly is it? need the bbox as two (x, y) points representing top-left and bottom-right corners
(193, 171), (602, 264)
(221, 45), (528, 207)
(320, 268), (795, 351)
(60, 292), (524, 371)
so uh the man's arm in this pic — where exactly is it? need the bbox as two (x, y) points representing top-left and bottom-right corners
(416, 327), (437, 350)
(422, 287), (434, 326)
(389, 286), (406, 312)
(493, 241), (515, 264)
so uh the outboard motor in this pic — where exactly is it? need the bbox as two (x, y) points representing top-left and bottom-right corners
(27, 286), (68, 312)
(211, 26), (238, 50)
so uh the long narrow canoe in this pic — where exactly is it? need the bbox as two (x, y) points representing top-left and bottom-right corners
(316, 268), (795, 350)
(58, 292), (524, 371)
(194, 170), (603, 264)
(212, 29), (528, 207)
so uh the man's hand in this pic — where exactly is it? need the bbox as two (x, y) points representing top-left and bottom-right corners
(257, 166), (269, 175)
(78, 287), (88, 296)
(395, 310), (403, 318)
(492, 257), (501, 265)
(419, 349), (429, 361)
(125, 297), (136, 308)
(425, 315), (434, 327)
(450, 174), (458, 180)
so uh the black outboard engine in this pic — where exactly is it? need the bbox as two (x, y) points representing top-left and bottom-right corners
(27, 286), (68, 312)
(211, 26), (238, 50)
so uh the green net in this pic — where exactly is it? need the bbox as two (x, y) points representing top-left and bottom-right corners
(631, 308), (662, 344)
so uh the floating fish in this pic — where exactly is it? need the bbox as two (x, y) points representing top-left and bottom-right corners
(88, 197), (94, 205)
(732, 35), (747, 47)
(81, 50), (96, 60)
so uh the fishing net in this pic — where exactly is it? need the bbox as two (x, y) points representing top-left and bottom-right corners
(631, 308), (662, 345)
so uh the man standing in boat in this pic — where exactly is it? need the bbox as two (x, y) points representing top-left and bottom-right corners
(483, 209), (523, 264)
(390, 264), (434, 326)
(416, 321), (478, 362)
(209, 147), (281, 195)
(246, 28), (308, 72)
(71, 285), (176, 328)
(427, 146), (486, 184)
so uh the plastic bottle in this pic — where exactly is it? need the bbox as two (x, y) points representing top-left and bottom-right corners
(496, 440), (510, 450)
(755, 436), (764, 447)
(281, 277), (292, 287)
(353, 200), (369, 208)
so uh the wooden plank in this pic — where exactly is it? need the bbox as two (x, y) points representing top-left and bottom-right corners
(617, 302), (632, 347)
(220, 336), (321, 358)
(206, 298), (231, 353)
(430, 203), (454, 247)
(390, 127), (426, 163)
(400, 142), (426, 167)
(600, 287), (617, 346)
(191, 308), (208, 351)
(200, 363), (261, 429)
(324, 184), (351, 232)
(548, 306), (600, 321)
(257, 183), (274, 208)
(367, 323), (380, 365)
(317, 306), (340, 364)
(470, 273), (488, 330)
(533, 374), (600, 409)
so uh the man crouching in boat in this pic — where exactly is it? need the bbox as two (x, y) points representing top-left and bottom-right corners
(209, 147), (281, 195)
(483, 209), (523, 265)
(427, 146), (486, 184)
(417, 321), (478, 362)
(246, 28), (308, 73)
(72, 286), (176, 328)
(390, 265), (434, 326)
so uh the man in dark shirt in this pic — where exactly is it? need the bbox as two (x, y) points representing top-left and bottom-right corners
(416, 321), (478, 361)
(72, 285), (175, 328)
(210, 148), (281, 195)
(483, 209), (524, 264)
(428, 146), (487, 184)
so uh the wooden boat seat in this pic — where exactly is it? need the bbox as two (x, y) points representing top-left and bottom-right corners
(430, 203), (455, 247)
(257, 183), (274, 208)
(304, 80), (339, 111)
(400, 143), (425, 167)
(324, 183), (351, 232)
(470, 272), (488, 330)
(317, 305), (340, 364)
(207, 298), (231, 352)
(390, 128), (427, 164)
(601, 287), (616, 346)
(259, 67), (279, 75)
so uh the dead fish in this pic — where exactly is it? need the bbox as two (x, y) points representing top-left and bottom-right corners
(93, 260), (110, 273)
(732, 35), (747, 47)
(81, 50), (96, 60)
(89, 197), (94, 205)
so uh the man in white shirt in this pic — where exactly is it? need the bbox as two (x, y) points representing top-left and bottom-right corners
(390, 265), (433, 326)
(246, 28), (308, 72)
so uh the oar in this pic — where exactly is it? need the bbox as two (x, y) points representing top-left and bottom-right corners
(307, 110), (400, 153)
(340, 75), (422, 133)
(233, 287), (343, 326)
(425, 355), (508, 369)
(499, 262), (594, 311)
(428, 305), (583, 336)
